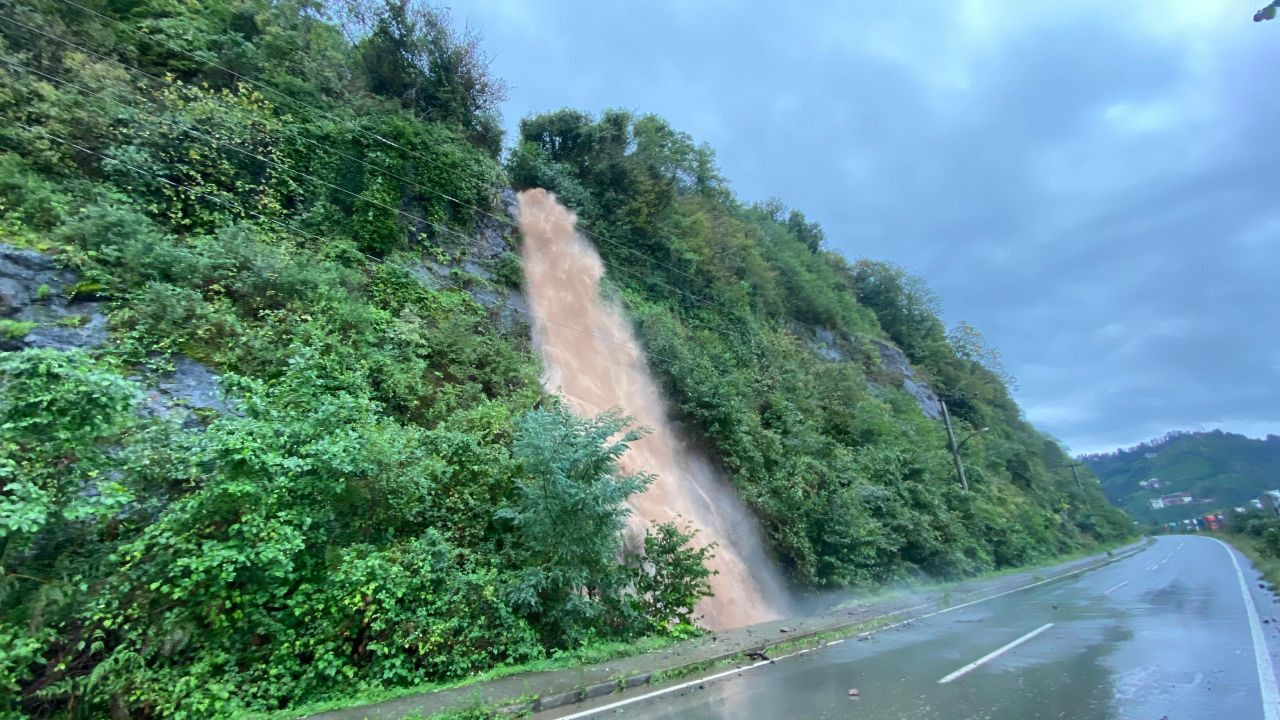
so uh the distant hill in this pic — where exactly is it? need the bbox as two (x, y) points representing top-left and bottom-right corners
(1083, 431), (1280, 522)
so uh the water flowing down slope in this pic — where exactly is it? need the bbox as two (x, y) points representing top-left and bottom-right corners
(516, 188), (790, 629)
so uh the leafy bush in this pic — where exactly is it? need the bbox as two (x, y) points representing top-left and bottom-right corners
(0, 351), (139, 716)
(631, 523), (714, 633)
(499, 407), (650, 645)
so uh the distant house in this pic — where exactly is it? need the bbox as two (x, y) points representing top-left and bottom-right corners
(1149, 497), (1165, 510)
(1161, 492), (1193, 506)
(1139, 478), (1163, 489)
(1259, 491), (1280, 517)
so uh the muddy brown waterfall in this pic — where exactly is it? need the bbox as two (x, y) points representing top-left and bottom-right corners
(516, 188), (789, 629)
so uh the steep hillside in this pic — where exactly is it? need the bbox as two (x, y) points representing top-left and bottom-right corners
(1084, 431), (1280, 522)
(0, 1), (1129, 717)
(506, 109), (1131, 584)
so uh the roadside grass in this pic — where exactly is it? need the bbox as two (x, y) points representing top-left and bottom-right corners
(254, 636), (680, 720)
(830, 536), (1142, 612)
(1223, 532), (1280, 588)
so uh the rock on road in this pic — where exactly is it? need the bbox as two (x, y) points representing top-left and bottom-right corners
(541, 535), (1280, 720)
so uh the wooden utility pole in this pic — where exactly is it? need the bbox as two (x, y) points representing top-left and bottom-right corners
(939, 399), (969, 493)
(1064, 462), (1084, 492)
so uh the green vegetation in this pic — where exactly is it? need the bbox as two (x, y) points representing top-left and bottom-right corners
(510, 109), (1130, 586)
(0, 1), (1128, 717)
(0, 319), (36, 340)
(1084, 430), (1280, 523)
(1224, 511), (1280, 588)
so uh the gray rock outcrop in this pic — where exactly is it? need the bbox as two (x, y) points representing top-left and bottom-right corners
(139, 355), (230, 429)
(871, 338), (941, 419)
(788, 320), (942, 420)
(408, 189), (527, 333)
(0, 244), (107, 352)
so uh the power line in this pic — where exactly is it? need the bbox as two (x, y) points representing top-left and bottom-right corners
(0, 11), (741, 324)
(7, 120), (702, 373)
(46, 0), (741, 310)
(1, 56), (496, 250)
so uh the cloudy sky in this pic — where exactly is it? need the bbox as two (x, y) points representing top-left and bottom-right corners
(449, 0), (1279, 455)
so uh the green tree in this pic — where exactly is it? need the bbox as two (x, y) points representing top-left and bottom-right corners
(498, 406), (650, 645)
(846, 259), (948, 365)
(631, 523), (714, 633)
(948, 320), (1017, 390)
(343, 0), (507, 153)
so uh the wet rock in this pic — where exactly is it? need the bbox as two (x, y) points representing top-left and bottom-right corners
(471, 286), (501, 309)
(0, 244), (64, 308)
(141, 356), (229, 429)
(462, 259), (492, 281)
(469, 190), (518, 261)
(502, 188), (519, 220)
(500, 290), (529, 331)
(158, 356), (227, 413)
(0, 244), (108, 352)
(20, 309), (108, 351)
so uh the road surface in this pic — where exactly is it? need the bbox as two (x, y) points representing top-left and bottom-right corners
(542, 535), (1280, 720)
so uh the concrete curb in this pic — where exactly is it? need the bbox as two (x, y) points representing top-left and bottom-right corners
(306, 541), (1150, 720)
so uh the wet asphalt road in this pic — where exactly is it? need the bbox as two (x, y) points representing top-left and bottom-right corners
(549, 536), (1280, 720)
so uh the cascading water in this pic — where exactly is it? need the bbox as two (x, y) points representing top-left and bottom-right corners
(516, 188), (790, 629)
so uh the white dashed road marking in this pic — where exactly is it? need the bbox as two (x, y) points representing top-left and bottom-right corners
(937, 624), (1056, 684)
(1103, 580), (1128, 595)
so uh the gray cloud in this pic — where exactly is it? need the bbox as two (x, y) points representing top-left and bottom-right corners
(453, 0), (1280, 454)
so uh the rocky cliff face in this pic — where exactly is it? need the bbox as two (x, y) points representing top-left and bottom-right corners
(792, 321), (941, 420)
(409, 189), (530, 332)
(0, 244), (107, 352)
(870, 338), (942, 419)
(0, 243), (225, 427)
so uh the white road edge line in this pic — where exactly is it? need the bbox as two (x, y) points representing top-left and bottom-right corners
(1103, 580), (1128, 595)
(553, 659), (772, 720)
(1211, 538), (1280, 720)
(937, 623), (1055, 684)
(552, 545), (1148, 719)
